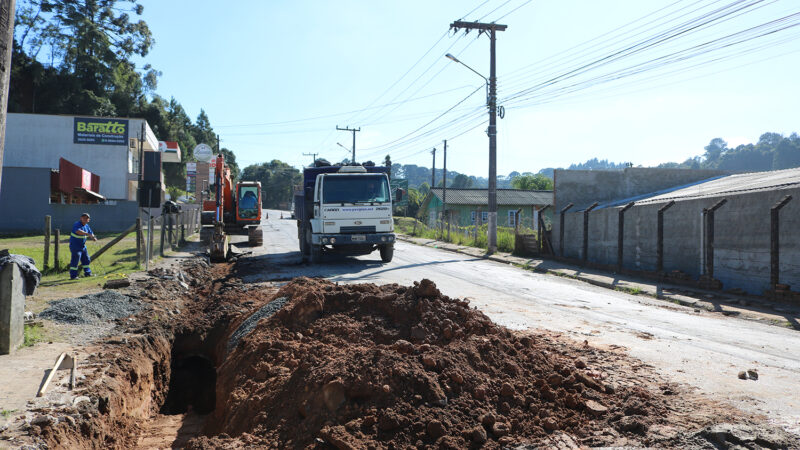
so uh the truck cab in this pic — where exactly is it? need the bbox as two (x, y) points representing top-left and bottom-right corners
(295, 164), (397, 263)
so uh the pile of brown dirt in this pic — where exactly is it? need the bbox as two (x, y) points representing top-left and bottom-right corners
(199, 277), (669, 448)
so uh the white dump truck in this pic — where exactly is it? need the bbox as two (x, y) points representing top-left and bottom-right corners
(293, 162), (399, 263)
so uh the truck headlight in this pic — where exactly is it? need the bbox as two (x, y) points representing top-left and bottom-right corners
(324, 221), (335, 226)
(381, 237), (387, 242)
(330, 237), (336, 244)
(322, 238), (328, 243)
(380, 220), (391, 224)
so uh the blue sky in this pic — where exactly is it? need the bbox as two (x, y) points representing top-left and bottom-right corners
(138, 0), (800, 177)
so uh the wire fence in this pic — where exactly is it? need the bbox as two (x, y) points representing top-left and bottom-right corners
(138, 208), (202, 267)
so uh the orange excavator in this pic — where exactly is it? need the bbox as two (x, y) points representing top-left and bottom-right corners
(201, 155), (263, 261)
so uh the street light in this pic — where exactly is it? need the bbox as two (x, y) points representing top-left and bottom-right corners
(445, 52), (499, 253)
(445, 53), (488, 84)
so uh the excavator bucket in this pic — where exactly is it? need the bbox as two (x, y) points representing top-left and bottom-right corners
(210, 222), (229, 262)
(248, 226), (263, 246)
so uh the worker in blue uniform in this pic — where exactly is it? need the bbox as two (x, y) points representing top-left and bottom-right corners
(69, 213), (97, 279)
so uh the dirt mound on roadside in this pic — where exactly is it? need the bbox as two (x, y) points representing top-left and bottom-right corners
(198, 277), (668, 448)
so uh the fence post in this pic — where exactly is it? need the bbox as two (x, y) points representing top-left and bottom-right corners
(136, 217), (142, 264)
(147, 214), (154, 269)
(43, 215), (51, 271)
(656, 201), (676, 273)
(770, 195), (793, 290)
(54, 229), (60, 271)
(159, 216), (166, 257)
(559, 203), (573, 257)
(582, 202), (599, 263)
(617, 202), (635, 270)
(704, 199), (727, 278)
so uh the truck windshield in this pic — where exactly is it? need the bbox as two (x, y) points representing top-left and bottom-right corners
(238, 186), (259, 218)
(322, 175), (390, 204)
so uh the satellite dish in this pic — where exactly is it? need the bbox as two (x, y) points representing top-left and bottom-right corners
(193, 143), (213, 162)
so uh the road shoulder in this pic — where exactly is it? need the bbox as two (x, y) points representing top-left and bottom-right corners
(396, 234), (800, 331)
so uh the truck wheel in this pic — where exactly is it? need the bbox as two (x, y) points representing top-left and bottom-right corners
(298, 225), (307, 259)
(309, 244), (322, 263)
(379, 244), (394, 263)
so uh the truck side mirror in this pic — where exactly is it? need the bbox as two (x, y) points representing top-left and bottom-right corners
(395, 189), (403, 201)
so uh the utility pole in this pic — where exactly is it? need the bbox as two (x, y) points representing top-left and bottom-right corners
(336, 126), (360, 163)
(443, 140), (448, 240)
(450, 20), (506, 253)
(431, 147), (436, 188)
(303, 152), (318, 166)
(0, 0), (14, 195)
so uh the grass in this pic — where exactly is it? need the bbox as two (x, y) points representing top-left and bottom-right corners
(0, 409), (17, 419)
(23, 324), (46, 347)
(615, 286), (644, 295)
(0, 225), (185, 292)
(393, 216), (525, 254)
(0, 231), (141, 287)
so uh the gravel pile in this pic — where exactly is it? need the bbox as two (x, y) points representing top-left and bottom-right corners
(39, 291), (143, 324)
(226, 297), (288, 354)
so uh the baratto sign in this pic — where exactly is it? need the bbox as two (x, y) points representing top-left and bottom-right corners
(73, 117), (129, 145)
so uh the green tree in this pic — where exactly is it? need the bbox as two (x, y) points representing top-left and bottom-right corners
(450, 173), (473, 188)
(703, 138), (728, 166)
(240, 160), (301, 209)
(511, 174), (553, 191)
(12, 0), (155, 116)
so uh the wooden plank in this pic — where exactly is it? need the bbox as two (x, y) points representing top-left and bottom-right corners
(92, 222), (137, 261)
(37, 352), (66, 397)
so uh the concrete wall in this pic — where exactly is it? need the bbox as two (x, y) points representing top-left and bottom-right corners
(5, 114), (158, 200)
(0, 167), (142, 232)
(554, 186), (800, 295)
(0, 263), (25, 354)
(554, 168), (730, 212)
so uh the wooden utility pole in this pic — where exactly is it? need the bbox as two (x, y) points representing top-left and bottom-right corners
(431, 147), (436, 187)
(0, 0), (16, 195)
(450, 20), (506, 253)
(336, 126), (360, 163)
(303, 152), (318, 166)
(443, 140), (448, 240)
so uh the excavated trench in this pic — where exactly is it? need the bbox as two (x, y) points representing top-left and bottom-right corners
(26, 262), (800, 449)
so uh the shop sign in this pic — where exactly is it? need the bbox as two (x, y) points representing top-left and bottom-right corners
(73, 117), (129, 145)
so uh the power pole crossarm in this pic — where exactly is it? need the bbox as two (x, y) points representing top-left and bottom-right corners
(303, 152), (318, 166)
(336, 126), (360, 163)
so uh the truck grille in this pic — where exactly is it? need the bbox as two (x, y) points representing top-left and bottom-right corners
(340, 226), (376, 234)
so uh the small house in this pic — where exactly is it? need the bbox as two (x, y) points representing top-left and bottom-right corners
(421, 188), (553, 229)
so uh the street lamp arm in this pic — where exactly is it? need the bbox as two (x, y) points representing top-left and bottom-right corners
(445, 53), (487, 83)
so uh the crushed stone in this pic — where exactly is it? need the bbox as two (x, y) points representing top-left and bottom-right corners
(39, 291), (142, 324)
(226, 297), (288, 354)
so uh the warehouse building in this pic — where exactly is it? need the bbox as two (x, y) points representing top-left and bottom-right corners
(0, 113), (176, 232)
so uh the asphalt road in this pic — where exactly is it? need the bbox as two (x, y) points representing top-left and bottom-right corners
(239, 210), (800, 434)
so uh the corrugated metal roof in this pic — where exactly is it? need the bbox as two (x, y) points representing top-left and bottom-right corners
(430, 188), (552, 206)
(634, 167), (800, 205)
